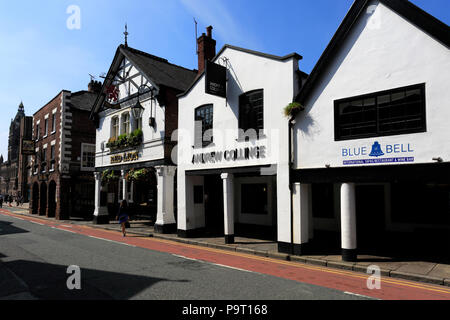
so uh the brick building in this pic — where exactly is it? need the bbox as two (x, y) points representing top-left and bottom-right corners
(29, 81), (100, 220)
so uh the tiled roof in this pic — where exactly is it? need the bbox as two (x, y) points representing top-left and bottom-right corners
(69, 91), (98, 111)
(121, 45), (198, 92)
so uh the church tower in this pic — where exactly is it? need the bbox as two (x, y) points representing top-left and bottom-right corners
(8, 102), (26, 162)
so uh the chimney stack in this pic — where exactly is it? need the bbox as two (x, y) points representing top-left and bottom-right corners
(197, 25), (216, 75)
(88, 80), (102, 94)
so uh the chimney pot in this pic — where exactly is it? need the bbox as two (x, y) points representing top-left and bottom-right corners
(207, 26), (213, 38)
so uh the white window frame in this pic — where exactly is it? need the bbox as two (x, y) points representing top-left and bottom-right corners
(121, 112), (130, 135)
(81, 143), (96, 171)
(111, 116), (119, 138)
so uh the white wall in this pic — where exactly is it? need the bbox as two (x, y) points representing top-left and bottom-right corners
(95, 57), (166, 168)
(177, 47), (299, 240)
(294, 0), (450, 169)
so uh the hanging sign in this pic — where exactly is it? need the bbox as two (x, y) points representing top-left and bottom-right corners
(205, 60), (226, 98)
(21, 140), (35, 155)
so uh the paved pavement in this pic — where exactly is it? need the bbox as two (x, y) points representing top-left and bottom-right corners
(4, 204), (450, 288)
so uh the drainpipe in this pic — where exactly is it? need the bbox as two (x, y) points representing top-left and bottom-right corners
(288, 114), (295, 254)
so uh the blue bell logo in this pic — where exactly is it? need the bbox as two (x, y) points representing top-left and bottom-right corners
(369, 142), (384, 157)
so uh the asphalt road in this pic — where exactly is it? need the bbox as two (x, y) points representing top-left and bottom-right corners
(0, 212), (368, 300)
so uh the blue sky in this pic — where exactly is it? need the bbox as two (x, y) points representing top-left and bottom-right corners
(0, 0), (449, 158)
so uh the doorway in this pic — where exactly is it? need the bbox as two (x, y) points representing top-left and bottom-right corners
(355, 185), (386, 253)
(204, 175), (224, 236)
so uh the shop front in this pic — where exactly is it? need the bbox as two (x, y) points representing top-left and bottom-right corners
(90, 42), (196, 233)
(177, 29), (304, 245)
(291, 0), (450, 261)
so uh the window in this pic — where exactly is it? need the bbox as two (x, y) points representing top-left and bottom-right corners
(51, 115), (56, 133)
(239, 89), (264, 140)
(241, 184), (268, 215)
(195, 104), (214, 148)
(36, 124), (40, 140)
(111, 117), (119, 138)
(50, 145), (55, 171)
(41, 148), (47, 172)
(134, 116), (142, 130)
(44, 118), (48, 137)
(81, 144), (96, 171)
(335, 83), (426, 140)
(121, 113), (130, 135)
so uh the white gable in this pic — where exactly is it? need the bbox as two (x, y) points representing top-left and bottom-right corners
(294, 0), (450, 169)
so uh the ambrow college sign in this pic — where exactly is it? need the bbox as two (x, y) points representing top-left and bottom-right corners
(192, 146), (267, 164)
(111, 151), (139, 164)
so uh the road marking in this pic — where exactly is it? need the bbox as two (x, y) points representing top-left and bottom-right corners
(344, 291), (378, 300)
(58, 228), (78, 234)
(172, 254), (254, 273)
(172, 254), (204, 262)
(211, 263), (254, 273)
(88, 235), (137, 247)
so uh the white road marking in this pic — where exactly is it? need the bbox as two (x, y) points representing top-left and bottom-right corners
(58, 228), (78, 234)
(30, 222), (45, 226)
(344, 291), (377, 300)
(211, 263), (254, 273)
(172, 254), (204, 262)
(172, 254), (254, 273)
(88, 235), (137, 247)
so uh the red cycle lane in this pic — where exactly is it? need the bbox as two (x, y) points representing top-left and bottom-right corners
(1, 209), (450, 300)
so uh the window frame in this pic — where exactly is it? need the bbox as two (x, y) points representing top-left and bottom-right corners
(51, 114), (56, 133)
(111, 116), (119, 138)
(238, 89), (264, 140)
(81, 143), (96, 171)
(334, 83), (426, 141)
(194, 104), (214, 148)
(121, 112), (130, 135)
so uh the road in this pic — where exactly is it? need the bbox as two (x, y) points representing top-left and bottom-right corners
(1, 208), (449, 301)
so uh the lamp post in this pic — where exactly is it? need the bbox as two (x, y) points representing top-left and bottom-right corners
(133, 84), (156, 128)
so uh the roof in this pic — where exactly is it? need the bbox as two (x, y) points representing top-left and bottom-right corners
(121, 46), (197, 92)
(69, 91), (98, 112)
(90, 45), (197, 118)
(296, 0), (450, 104)
(178, 44), (303, 98)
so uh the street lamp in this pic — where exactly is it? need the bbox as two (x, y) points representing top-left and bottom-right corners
(133, 85), (156, 128)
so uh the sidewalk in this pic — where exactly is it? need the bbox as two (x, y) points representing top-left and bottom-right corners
(5, 206), (450, 288)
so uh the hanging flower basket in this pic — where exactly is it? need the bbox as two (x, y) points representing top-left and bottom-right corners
(125, 168), (151, 183)
(101, 169), (120, 185)
(284, 102), (304, 118)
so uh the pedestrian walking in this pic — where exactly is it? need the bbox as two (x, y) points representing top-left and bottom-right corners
(116, 200), (129, 237)
(8, 195), (12, 207)
(0, 196), (3, 208)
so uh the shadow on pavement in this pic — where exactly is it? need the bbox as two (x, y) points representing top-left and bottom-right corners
(0, 221), (29, 237)
(3, 259), (190, 300)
